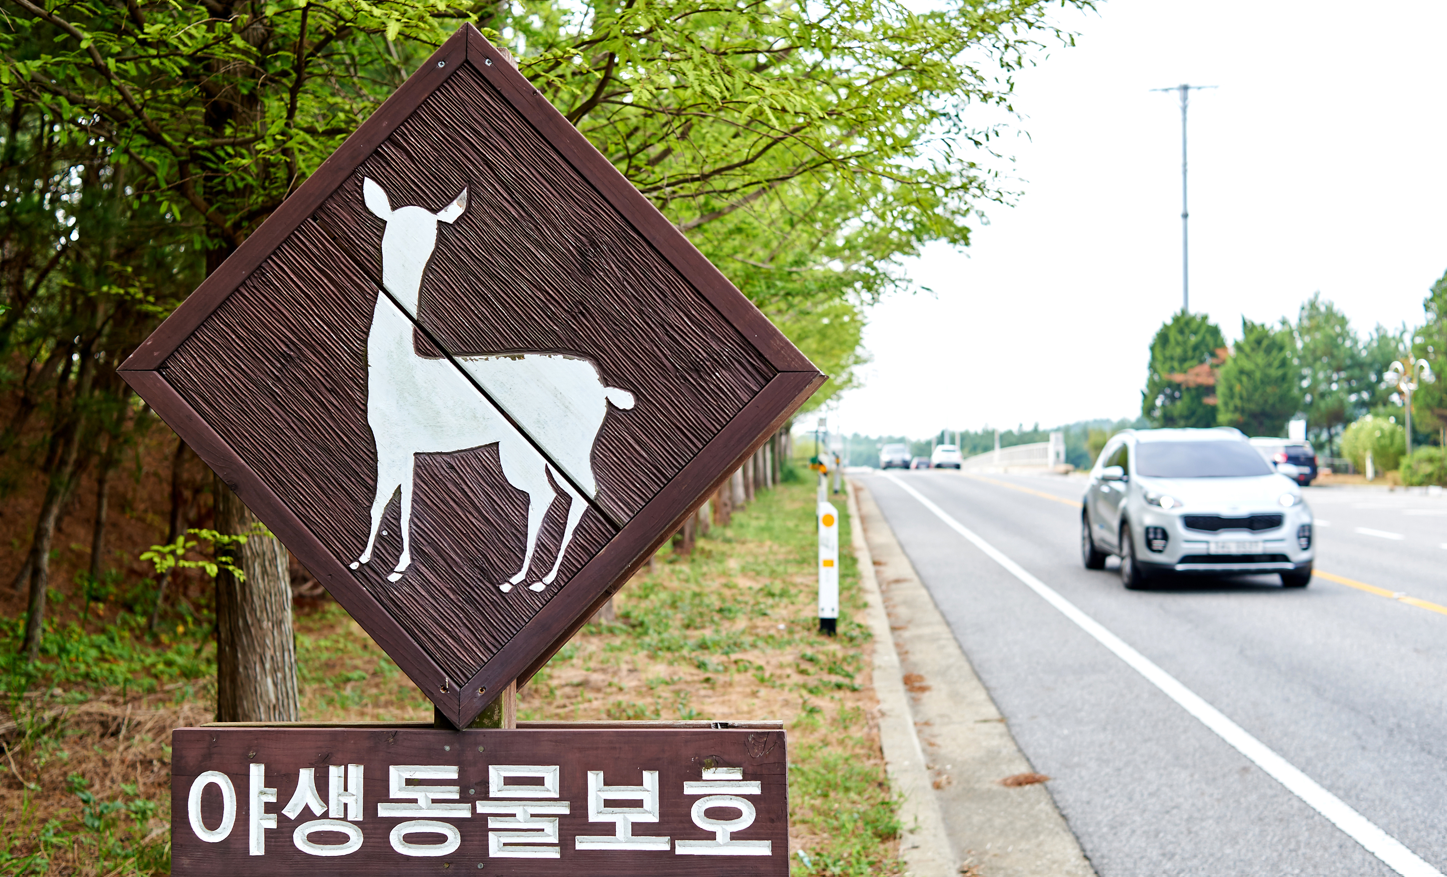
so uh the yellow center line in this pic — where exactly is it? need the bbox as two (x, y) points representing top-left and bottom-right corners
(954, 471), (1447, 619)
(960, 472), (1083, 508)
(1314, 570), (1447, 617)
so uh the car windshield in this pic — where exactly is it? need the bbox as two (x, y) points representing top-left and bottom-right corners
(936, 446), (957, 453)
(1136, 441), (1276, 478)
(882, 444), (908, 455)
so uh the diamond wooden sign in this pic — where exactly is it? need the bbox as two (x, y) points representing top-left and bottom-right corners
(119, 24), (823, 728)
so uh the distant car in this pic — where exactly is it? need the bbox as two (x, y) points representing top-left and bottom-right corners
(880, 443), (911, 469)
(1249, 438), (1318, 485)
(910, 457), (931, 470)
(1081, 427), (1314, 589)
(930, 444), (963, 469)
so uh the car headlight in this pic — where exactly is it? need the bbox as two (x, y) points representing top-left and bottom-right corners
(1278, 493), (1300, 507)
(1144, 492), (1183, 510)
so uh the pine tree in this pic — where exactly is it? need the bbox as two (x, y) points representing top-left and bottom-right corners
(1295, 293), (1364, 456)
(1142, 311), (1226, 428)
(1217, 319), (1303, 437)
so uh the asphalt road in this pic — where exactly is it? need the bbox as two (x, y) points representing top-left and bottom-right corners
(860, 470), (1447, 877)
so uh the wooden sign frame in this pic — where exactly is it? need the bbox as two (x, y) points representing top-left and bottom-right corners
(120, 25), (823, 728)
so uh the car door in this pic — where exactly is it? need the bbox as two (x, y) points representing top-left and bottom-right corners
(1088, 439), (1123, 550)
(1097, 441), (1131, 551)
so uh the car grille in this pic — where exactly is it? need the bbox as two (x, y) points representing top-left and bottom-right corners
(1181, 514), (1284, 532)
(1177, 553), (1292, 565)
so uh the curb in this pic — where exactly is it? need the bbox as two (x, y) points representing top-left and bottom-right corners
(846, 480), (957, 876)
(849, 477), (1098, 877)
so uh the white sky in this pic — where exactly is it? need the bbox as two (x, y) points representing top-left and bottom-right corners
(834, 0), (1447, 439)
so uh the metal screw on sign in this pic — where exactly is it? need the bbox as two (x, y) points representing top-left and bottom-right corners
(818, 503), (839, 635)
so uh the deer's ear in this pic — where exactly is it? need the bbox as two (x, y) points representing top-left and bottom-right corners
(436, 188), (468, 224)
(363, 178), (392, 220)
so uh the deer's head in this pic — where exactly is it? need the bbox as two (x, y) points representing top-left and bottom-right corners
(363, 178), (468, 307)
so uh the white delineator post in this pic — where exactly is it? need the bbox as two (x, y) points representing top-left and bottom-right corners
(818, 501), (839, 635)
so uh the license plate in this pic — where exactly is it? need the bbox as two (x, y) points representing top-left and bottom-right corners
(1208, 541), (1263, 555)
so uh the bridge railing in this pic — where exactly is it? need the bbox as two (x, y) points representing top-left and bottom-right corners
(960, 432), (1066, 471)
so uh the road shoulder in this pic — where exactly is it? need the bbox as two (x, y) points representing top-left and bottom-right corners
(851, 476), (1097, 877)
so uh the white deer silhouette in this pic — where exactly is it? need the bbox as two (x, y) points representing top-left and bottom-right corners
(350, 178), (635, 593)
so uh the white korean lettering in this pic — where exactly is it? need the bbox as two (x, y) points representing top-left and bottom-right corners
(478, 765), (568, 858)
(575, 770), (669, 851)
(328, 764), (364, 821)
(249, 764), (278, 856)
(187, 770), (236, 843)
(293, 819), (364, 856)
(389, 820), (462, 857)
(488, 764), (560, 798)
(475, 802), (570, 858)
(675, 767), (771, 856)
(282, 768), (327, 820)
(377, 765), (471, 818)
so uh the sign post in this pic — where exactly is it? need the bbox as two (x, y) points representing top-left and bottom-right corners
(818, 501), (839, 635)
(119, 23), (821, 875)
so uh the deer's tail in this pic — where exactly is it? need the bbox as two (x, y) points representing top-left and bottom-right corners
(604, 387), (636, 410)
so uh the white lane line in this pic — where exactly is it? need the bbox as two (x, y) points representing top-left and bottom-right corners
(1403, 509), (1447, 516)
(1356, 527), (1406, 540)
(882, 473), (1442, 877)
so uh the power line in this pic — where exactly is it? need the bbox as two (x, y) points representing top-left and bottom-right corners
(1151, 84), (1216, 314)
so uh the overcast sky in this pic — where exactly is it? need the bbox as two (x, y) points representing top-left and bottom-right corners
(833, 0), (1447, 440)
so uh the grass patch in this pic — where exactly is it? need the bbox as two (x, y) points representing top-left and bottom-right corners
(0, 476), (898, 875)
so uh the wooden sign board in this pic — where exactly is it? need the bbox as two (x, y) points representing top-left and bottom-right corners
(172, 724), (787, 875)
(119, 25), (823, 728)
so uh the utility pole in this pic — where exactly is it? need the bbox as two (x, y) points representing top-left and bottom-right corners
(1152, 83), (1216, 313)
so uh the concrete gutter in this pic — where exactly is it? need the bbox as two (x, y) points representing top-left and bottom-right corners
(848, 478), (1097, 877)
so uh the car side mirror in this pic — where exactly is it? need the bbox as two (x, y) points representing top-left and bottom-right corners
(1101, 465), (1126, 482)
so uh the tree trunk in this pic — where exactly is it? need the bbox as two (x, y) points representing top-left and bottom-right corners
(672, 514), (697, 557)
(731, 468), (747, 508)
(84, 435), (116, 628)
(20, 420), (83, 660)
(150, 437), (192, 631)
(713, 485), (731, 528)
(696, 502), (710, 537)
(770, 432), (782, 484)
(214, 475), (299, 722)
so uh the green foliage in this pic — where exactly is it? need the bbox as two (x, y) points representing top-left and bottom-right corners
(1216, 318), (1302, 436)
(0, 616), (214, 698)
(139, 524), (270, 581)
(1341, 414), (1406, 474)
(1142, 311), (1226, 428)
(1401, 446), (1447, 486)
(1296, 293), (1367, 455)
(1412, 270), (1447, 442)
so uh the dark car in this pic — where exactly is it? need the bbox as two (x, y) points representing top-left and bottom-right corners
(910, 456), (931, 470)
(1249, 439), (1318, 485)
(879, 443), (911, 469)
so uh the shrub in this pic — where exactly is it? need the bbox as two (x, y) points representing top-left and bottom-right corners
(1401, 446), (1447, 486)
(1341, 414), (1406, 475)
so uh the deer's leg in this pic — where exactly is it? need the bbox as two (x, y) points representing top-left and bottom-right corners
(536, 469), (586, 590)
(498, 438), (555, 593)
(353, 455), (403, 569)
(388, 459), (417, 582)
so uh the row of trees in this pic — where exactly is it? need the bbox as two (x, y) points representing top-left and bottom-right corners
(1142, 278), (1447, 457)
(2, 0), (1087, 716)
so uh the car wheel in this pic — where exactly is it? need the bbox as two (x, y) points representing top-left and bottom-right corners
(1281, 565), (1312, 588)
(1081, 514), (1107, 570)
(1119, 523), (1150, 590)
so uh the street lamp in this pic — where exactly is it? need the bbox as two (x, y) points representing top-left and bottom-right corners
(1386, 356), (1435, 456)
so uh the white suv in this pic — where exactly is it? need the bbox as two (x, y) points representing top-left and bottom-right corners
(930, 444), (963, 469)
(1081, 428), (1314, 589)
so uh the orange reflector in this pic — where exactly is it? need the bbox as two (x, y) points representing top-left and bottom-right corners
(822, 559), (835, 567)
(822, 514), (836, 527)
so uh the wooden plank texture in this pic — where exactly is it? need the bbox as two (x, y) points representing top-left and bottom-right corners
(172, 726), (787, 876)
(161, 220), (616, 685)
(309, 65), (776, 522)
